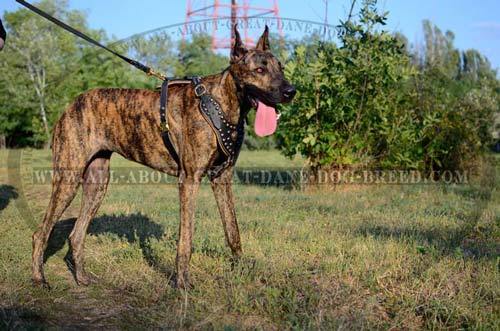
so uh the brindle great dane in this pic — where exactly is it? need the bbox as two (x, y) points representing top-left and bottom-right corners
(32, 26), (296, 289)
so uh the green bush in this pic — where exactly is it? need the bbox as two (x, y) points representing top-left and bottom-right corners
(278, 0), (500, 177)
(278, 1), (414, 171)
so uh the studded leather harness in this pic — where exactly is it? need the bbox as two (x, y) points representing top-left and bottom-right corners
(160, 76), (245, 179)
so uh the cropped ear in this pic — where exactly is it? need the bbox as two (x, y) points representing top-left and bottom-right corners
(231, 24), (248, 63)
(255, 25), (270, 51)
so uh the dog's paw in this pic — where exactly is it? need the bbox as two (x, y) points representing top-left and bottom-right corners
(32, 277), (51, 290)
(229, 254), (243, 266)
(75, 272), (98, 286)
(174, 275), (193, 290)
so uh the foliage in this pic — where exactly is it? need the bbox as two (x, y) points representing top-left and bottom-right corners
(0, 0), (133, 148)
(0, 0), (85, 147)
(279, 0), (413, 171)
(174, 33), (227, 77)
(408, 21), (500, 173)
(278, 0), (500, 175)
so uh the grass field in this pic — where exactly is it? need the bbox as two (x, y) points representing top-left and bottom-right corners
(0, 149), (499, 330)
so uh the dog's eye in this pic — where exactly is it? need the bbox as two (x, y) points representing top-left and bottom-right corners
(255, 67), (265, 74)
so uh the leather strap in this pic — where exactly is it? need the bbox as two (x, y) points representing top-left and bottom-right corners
(159, 79), (181, 170)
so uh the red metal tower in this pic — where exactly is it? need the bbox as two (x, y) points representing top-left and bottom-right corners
(183, 0), (283, 51)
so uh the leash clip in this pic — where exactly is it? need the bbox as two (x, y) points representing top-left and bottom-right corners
(194, 84), (207, 97)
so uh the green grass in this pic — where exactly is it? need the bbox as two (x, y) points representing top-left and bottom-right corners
(0, 149), (499, 330)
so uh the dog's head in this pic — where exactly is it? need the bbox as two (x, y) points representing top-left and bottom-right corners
(229, 26), (296, 110)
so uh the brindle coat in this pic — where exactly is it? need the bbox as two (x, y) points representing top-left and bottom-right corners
(32, 26), (296, 289)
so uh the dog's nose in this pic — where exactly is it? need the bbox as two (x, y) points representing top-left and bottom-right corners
(283, 85), (296, 101)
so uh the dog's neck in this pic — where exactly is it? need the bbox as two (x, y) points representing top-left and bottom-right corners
(202, 67), (251, 125)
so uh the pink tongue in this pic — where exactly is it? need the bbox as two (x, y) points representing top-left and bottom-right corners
(254, 101), (277, 137)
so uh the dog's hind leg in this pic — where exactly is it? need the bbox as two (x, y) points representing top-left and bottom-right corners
(32, 164), (82, 288)
(210, 170), (242, 258)
(69, 151), (111, 286)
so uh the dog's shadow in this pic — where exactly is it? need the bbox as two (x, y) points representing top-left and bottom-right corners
(44, 213), (174, 277)
(0, 185), (18, 211)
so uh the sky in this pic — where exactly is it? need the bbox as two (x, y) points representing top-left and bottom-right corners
(1, 0), (500, 72)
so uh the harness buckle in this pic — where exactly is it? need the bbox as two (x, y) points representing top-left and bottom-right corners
(194, 84), (207, 97)
(161, 122), (169, 132)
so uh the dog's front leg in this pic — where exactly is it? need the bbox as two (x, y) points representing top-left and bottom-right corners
(210, 169), (242, 258)
(175, 173), (201, 289)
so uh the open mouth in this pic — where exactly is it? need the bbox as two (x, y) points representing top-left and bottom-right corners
(249, 96), (272, 110)
(249, 96), (279, 137)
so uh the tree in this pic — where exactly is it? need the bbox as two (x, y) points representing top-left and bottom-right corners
(409, 21), (500, 173)
(174, 34), (228, 77)
(0, 0), (141, 148)
(122, 31), (178, 89)
(0, 0), (90, 147)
